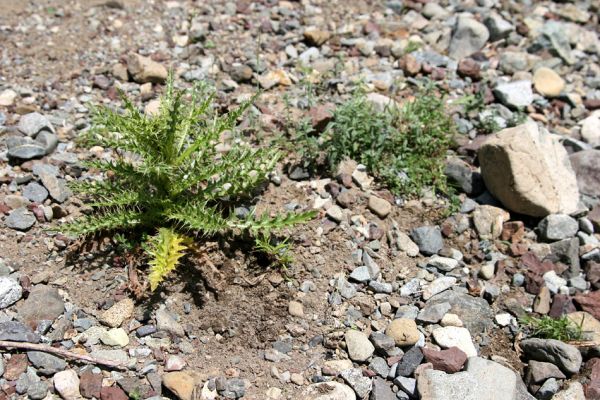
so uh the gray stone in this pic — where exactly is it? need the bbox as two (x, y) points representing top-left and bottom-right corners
(417, 369), (479, 400)
(449, 16), (489, 60)
(549, 238), (580, 277)
(484, 13), (513, 41)
(89, 349), (129, 364)
(35, 131), (58, 155)
(538, 214), (578, 242)
(39, 173), (70, 203)
(22, 182), (49, 203)
(302, 382), (356, 400)
(570, 150), (600, 197)
(4, 207), (36, 230)
(417, 302), (451, 324)
(341, 368), (372, 399)
(423, 277), (456, 300)
(410, 226), (443, 256)
(219, 378), (246, 399)
(493, 81), (533, 109)
(520, 338), (582, 375)
(425, 290), (494, 334)
(368, 280), (393, 294)
(28, 381), (49, 400)
(427, 256), (459, 272)
(537, 378), (560, 399)
(394, 376), (416, 397)
(18, 112), (54, 137)
(370, 332), (396, 354)
(370, 377), (394, 400)
(27, 351), (67, 375)
(395, 346), (423, 377)
(527, 360), (566, 383)
(551, 381), (585, 400)
(444, 157), (485, 196)
(156, 308), (185, 337)
(350, 266), (373, 283)
(16, 367), (40, 394)
(7, 144), (46, 161)
(0, 321), (40, 342)
(540, 21), (575, 65)
(369, 357), (390, 377)
(18, 285), (65, 329)
(0, 276), (22, 308)
(465, 357), (517, 399)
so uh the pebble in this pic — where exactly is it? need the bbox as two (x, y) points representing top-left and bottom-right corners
(537, 214), (579, 241)
(533, 67), (565, 97)
(493, 80), (533, 109)
(4, 207), (36, 230)
(53, 369), (81, 400)
(520, 338), (582, 375)
(368, 195), (392, 218)
(422, 277), (456, 300)
(101, 328), (130, 347)
(340, 368), (372, 399)
(411, 226), (444, 256)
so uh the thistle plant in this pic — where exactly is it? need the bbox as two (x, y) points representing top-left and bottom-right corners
(65, 76), (314, 291)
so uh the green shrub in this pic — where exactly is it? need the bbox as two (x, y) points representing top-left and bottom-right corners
(520, 315), (583, 342)
(65, 76), (314, 290)
(322, 88), (455, 198)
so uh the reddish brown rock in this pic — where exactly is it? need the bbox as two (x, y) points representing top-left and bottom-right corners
(100, 386), (128, 400)
(585, 262), (600, 290)
(457, 58), (481, 80)
(548, 294), (576, 318)
(308, 103), (335, 133)
(584, 99), (600, 110)
(421, 346), (467, 373)
(574, 291), (600, 320)
(4, 354), (28, 381)
(80, 370), (102, 399)
(510, 243), (529, 256)
(585, 358), (600, 398)
(521, 252), (561, 295)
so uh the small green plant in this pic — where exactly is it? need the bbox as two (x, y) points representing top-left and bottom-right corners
(321, 86), (455, 198)
(65, 76), (314, 291)
(254, 233), (294, 269)
(520, 315), (583, 342)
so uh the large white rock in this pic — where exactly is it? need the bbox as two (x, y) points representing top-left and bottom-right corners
(478, 122), (580, 217)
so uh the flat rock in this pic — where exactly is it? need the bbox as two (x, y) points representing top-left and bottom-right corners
(300, 382), (356, 400)
(569, 150), (600, 197)
(551, 381), (585, 400)
(18, 285), (64, 329)
(478, 122), (580, 217)
(422, 346), (467, 373)
(39, 172), (70, 203)
(0, 321), (40, 343)
(465, 357), (517, 400)
(18, 112), (54, 137)
(520, 338), (582, 375)
(5, 207), (36, 230)
(473, 205), (510, 240)
(368, 196), (392, 218)
(423, 277), (456, 300)
(156, 308), (185, 337)
(22, 182), (49, 203)
(417, 369), (479, 400)
(27, 351), (66, 375)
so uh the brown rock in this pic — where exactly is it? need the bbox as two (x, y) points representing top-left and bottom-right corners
(533, 67), (565, 97)
(17, 285), (65, 329)
(521, 252), (558, 295)
(478, 122), (580, 217)
(585, 358), (600, 398)
(527, 360), (566, 384)
(501, 221), (525, 243)
(584, 99), (600, 110)
(368, 195), (392, 218)
(422, 346), (467, 373)
(111, 63), (128, 81)
(585, 261), (600, 290)
(101, 386), (128, 400)
(386, 318), (420, 346)
(533, 286), (551, 314)
(308, 103), (335, 133)
(162, 372), (197, 400)
(399, 54), (421, 76)
(80, 370), (102, 399)
(127, 53), (168, 84)
(457, 59), (481, 80)
(574, 291), (600, 320)
(303, 29), (330, 46)
(473, 205), (510, 239)
(549, 294), (576, 318)
(4, 354), (28, 381)
(100, 298), (134, 328)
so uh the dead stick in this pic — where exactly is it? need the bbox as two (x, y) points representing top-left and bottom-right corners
(0, 340), (128, 370)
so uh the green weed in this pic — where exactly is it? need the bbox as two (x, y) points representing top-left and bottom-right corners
(520, 315), (583, 342)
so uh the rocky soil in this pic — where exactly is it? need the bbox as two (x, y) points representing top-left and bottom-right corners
(1, 0), (600, 399)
